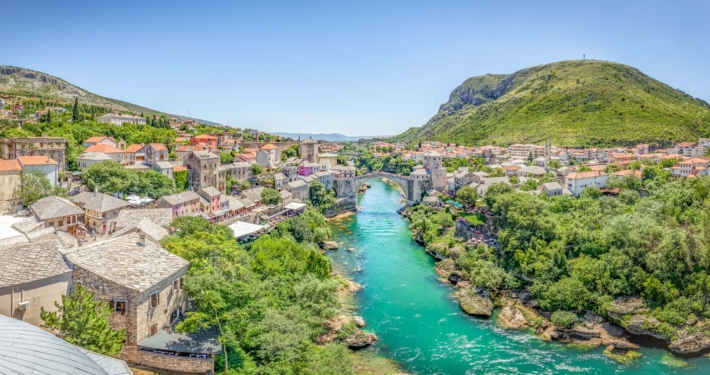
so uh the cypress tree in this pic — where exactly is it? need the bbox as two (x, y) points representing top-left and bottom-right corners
(72, 97), (79, 122)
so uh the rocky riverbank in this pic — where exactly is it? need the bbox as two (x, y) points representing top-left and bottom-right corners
(435, 260), (644, 362)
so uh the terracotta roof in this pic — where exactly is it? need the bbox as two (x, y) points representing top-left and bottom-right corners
(194, 134), (218, 140)
(566, 171), (608, 179)
(613, 169), (642, 178)
(0, 159), (22, 171)
(84, 136), (115, 143)
(17, 156), (58, 165)
(149, 143), (168, 151)
(84, 144), (124, 154)
(260, 144), (279, 150)
(173, 165), (188, 172)
(123, 143), (145, 153)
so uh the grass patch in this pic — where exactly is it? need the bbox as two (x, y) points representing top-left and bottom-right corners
(460, 212), (486, 226)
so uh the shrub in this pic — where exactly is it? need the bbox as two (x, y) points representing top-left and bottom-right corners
(551, 310), (578, 328)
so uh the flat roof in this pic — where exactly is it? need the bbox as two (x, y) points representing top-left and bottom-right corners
(137, 328), (221, 354)
(228, 221), (264, 238)
(284, 202), (307, 210)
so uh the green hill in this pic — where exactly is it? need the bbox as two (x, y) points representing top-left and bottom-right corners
(0, 66), (218, 125)
(393, 60), (710, 147)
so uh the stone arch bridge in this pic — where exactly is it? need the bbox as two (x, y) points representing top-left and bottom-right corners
(334, 172), (424, 205)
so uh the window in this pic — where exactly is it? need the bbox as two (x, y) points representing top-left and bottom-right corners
(109, 300), (127, 315)
(150, 292), (159, 307)
(172, 278), (180, 291)
(58, 220), (64, 226)
(150, 323), (158, 336)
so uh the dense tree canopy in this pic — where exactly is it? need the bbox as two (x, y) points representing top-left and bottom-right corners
(162, 211), (354, 374)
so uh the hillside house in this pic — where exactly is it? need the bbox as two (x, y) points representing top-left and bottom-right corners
(565, 171), (608, 197)
(70, 189), (130, 234)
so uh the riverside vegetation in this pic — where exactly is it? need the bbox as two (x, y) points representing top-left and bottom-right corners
(161, 209), (376, 374)
(393, 60), (710, 147)
(405, 170), (710, 358)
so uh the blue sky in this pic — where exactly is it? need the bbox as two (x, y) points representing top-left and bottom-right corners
(5, 0), (709, 135)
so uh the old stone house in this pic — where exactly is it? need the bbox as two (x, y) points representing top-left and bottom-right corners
(184, 151), (223, 191)
(285, 179), (308, 201)
(70, 189), (130, 234)
(29, 196), (86, 235)
(145, 143), (169, 166)
(0, 239), (72, 327)
(17, 156), (59, 187)
(156, 191), (201, 219)
(65, 233), (192, 368)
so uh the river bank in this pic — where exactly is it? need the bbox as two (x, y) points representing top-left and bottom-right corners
(326, 178), (710, 374)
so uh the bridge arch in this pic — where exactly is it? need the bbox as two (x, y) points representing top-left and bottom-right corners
(334, 172), (423, 205)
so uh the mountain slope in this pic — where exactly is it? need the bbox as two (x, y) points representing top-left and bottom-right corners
(393, 60), (710, 147)
(0, 66), (218, 125)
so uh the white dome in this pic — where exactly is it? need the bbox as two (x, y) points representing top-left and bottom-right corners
(0, 315), (131, 375)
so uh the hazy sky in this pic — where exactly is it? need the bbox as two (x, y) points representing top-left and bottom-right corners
(5, 0), (709, 135)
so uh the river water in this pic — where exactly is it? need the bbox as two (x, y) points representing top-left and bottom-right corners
(326, 178), (710, 375)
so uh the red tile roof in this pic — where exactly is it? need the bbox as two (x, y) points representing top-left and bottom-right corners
(566, 171), (607, 179)
(613, 169), (642, 178)
(0, 159), (22, 171)
(149, 143), (168, 151)
(173, 165), (187, 172)
(84, 144), (124, 154)
(123, 144), (145, 153)
(194, 134), (217, 140)
(84, 136), (116, 143)
(260, 144), (279, 150)
(17, 156), (58, 165)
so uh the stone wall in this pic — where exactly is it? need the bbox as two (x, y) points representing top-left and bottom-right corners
(72, 264), (189, 346)
(120, 347), (214, 374)
(0, 273), (72, 327)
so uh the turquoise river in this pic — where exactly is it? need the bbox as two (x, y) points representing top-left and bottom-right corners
(326, 178), (710, 375)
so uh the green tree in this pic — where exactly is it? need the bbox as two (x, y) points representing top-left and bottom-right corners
(72, 98), (80, 122)
(308, 180), (336, 211)
(336, 155), (347, 165)
(220, 152), (234, 163)
(40, 285), (125, 356)
(456, 185), (478, 209)
(551, 311), (578, 328)
(580, 186), (602, 199)
(261, 187), (281, 205)
(15, 169), (62, 205)
(578, 165), (592, 172)
(252, 163), (263, 175)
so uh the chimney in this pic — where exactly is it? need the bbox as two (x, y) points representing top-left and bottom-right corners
(47, 155), (50, 163)
(138, 232), (146, 246)
(94, 185), (99, 194)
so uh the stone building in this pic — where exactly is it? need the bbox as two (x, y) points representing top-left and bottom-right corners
(156, 191), (201, 219)
(300, 137), (319, 164)
(285, 179), (308, 201)
(65, 233), (193, 367)
(0, 239), (72, 327)
(220, 161), (252, 183)
(77, 152), (112, 170)
(97, 113), (147, 125)
(29, 196), (85, 235)
(0, 159), (22, 211)
(145, 143), (169, 166)
(184, 151), (223, 191)
(1, 136), (67, 170)
(314, 171), (335, 190)
(70, 189), (130, 234)
(424, 151), (447, 191)
(123, 143), (146, 165)
(83, 144), (125, 164)
(152, 161), (174, 179)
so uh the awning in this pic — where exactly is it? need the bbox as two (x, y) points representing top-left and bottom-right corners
(284, 202), (307, 210)
(228, 221), (264, 239)
(137, 328), (221, 355)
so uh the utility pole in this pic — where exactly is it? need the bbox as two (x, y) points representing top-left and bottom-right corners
(583, 54), (586, 61)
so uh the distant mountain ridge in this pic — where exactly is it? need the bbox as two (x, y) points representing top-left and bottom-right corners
(0, 66), (218, 125)
(392, 60), (710, 147)
(273, 132), (390, 142)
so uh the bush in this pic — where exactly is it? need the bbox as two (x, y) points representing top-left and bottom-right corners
(551, 310), (579, 328)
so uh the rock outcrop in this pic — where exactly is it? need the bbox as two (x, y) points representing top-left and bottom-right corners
(457, 287), (493, 317)
(321, 241), (339, 250)
(434, 258), (456, 278)
(497, 306), (528, 329)
(353, 316), (366, 327)
(344, 330), (378, 348)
